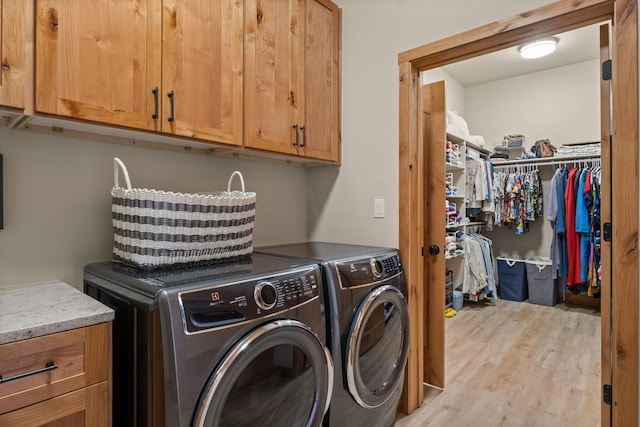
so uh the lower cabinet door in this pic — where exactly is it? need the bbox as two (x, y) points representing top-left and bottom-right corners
(0, 381), (110, 427)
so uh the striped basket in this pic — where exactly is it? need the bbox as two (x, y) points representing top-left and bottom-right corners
(111, 158), (256, 269)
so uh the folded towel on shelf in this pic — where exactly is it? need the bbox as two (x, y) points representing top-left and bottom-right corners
(556, 142), (601, 157)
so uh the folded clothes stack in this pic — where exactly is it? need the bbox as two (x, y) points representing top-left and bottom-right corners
(556, 142), (601, 157)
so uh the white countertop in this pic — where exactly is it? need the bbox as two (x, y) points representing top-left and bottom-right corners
(0, 281), (114, 345)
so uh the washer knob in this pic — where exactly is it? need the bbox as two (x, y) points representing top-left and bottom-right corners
(370, 258), (383, 279)
(254, 281), (278, 310)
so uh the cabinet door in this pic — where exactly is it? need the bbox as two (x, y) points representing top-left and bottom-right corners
(35, 0), (161, 130)
(0, 0), (27, 110)
(0, 381), (110, 427)
(162, 0), (243, 146)
(245, 0), (299, 155)
(299, 0), (341, 162)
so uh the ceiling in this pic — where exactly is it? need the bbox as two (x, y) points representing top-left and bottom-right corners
(441, 23), (605, 87)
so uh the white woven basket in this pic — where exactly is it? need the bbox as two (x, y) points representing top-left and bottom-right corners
(111, 158), (256, 269)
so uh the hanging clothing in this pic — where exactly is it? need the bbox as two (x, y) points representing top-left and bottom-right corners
(546, 164), (601, 295)
(546, 167), (562, 279)
(564, 167), (581, 286)
(462, 233), (497, 298)
(492, 168), (543, 235)
(555, 168), (568, 280)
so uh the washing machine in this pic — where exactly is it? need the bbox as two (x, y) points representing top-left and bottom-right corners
(83, 254), (333, 427)
(255, 242), (410, 427)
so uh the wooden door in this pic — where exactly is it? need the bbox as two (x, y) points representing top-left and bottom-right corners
(299, 0), (341, 162)
(0, 0), (27, 110)
(162, 0), (243, 146)
(599, 23), (612, 427)
(244, 0), (299, 155)
(35, 0), (161, 130)
(422, 81), (446, 388)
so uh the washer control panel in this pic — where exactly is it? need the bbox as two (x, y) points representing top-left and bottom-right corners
(335, 252), (403, 288)
(179, 266), (320, 333)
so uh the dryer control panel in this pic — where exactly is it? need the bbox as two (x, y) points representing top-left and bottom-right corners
(179, 266), (321, 333)
(334, 252), (403, 289)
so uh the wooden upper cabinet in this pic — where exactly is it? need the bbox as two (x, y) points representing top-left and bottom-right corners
(0, 0), (28, 110)
(300, 0), (341, 162)
(30, 0), (339, 158)
(245, 0), (341, 162)
(245, 0), (298, 155)
(35, 0), (161, 130)
(161, 0), (243, 145)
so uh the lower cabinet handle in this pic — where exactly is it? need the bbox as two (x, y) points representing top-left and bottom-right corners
(300, 125), (306, 147)
(0, 361), (58, 384)
(292, 124), (299, 146)
(167, 91), (175, 123)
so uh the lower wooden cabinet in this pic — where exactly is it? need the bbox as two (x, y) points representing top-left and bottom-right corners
(0, 323), (112, 427)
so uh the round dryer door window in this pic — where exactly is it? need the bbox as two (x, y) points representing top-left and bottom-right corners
(193, 319), (333, 427)
(345, 284), (410, 409)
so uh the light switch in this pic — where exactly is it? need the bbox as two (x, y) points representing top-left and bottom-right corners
(374, 198), (384, 218)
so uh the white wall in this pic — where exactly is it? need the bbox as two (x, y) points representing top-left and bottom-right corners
(422, 69), (466, 116)
(308, 0), (554, 246)
(0, 128), (308, 288)
(465, 59), (601, 149)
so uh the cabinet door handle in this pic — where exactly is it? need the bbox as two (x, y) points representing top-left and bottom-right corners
(292, 124), (299, 146)
(300, 126), (306, 147)
(0, 361), (58, 384)
(151, 87), (159, 119)
(167, 91), (175, 122)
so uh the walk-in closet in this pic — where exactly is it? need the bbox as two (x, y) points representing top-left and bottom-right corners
(410, 21), (606, 425)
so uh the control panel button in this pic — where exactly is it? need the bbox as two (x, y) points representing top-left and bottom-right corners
(254, 281), (278, 311)
(370, 258), (383, 279)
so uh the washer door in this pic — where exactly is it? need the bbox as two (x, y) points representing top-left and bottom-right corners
(345, 284), (410, 408)
(193, 319), (333, 427)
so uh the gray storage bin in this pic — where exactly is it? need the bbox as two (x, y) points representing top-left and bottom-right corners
(452, 290), (463, 311)
(525, 258), (556, 306)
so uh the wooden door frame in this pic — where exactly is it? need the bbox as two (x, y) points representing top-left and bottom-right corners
(398, 1), (638, 426)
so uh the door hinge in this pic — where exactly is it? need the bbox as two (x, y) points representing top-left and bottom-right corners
(603, 222), (612, 242)
(603, 384), (612, 405)
(602, 59), (612, 81)
(421, 247), (424, 257)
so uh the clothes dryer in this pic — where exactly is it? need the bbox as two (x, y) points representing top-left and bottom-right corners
(84, 255), (332, 427)
(255, 242), (410, 427)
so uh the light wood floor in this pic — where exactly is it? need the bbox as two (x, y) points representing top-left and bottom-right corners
(394, 299), (601, 426)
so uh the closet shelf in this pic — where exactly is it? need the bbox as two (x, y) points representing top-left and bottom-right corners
(446, 223), (464, 230)
(446, 162), (464, 171)
(445, 221), (485, 230)
(445, 251), (465, 260)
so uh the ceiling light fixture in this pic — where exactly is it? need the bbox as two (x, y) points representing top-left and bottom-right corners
(519, 37), (558, 59)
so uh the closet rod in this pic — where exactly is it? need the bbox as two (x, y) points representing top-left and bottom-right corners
(492, 155), (600, 169)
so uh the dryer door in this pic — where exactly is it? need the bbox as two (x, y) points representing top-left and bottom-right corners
(193, 319), (333, 427)
(345, 284), (410, 408)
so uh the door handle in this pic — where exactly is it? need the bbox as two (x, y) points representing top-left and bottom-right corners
(429, 245), (440, 256)
(151, 87), (159, 119)
(167, 91), (175, 122)
(292, 124), (299, 147)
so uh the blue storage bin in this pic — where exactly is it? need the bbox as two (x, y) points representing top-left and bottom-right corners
(497, 257), (528, 302)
